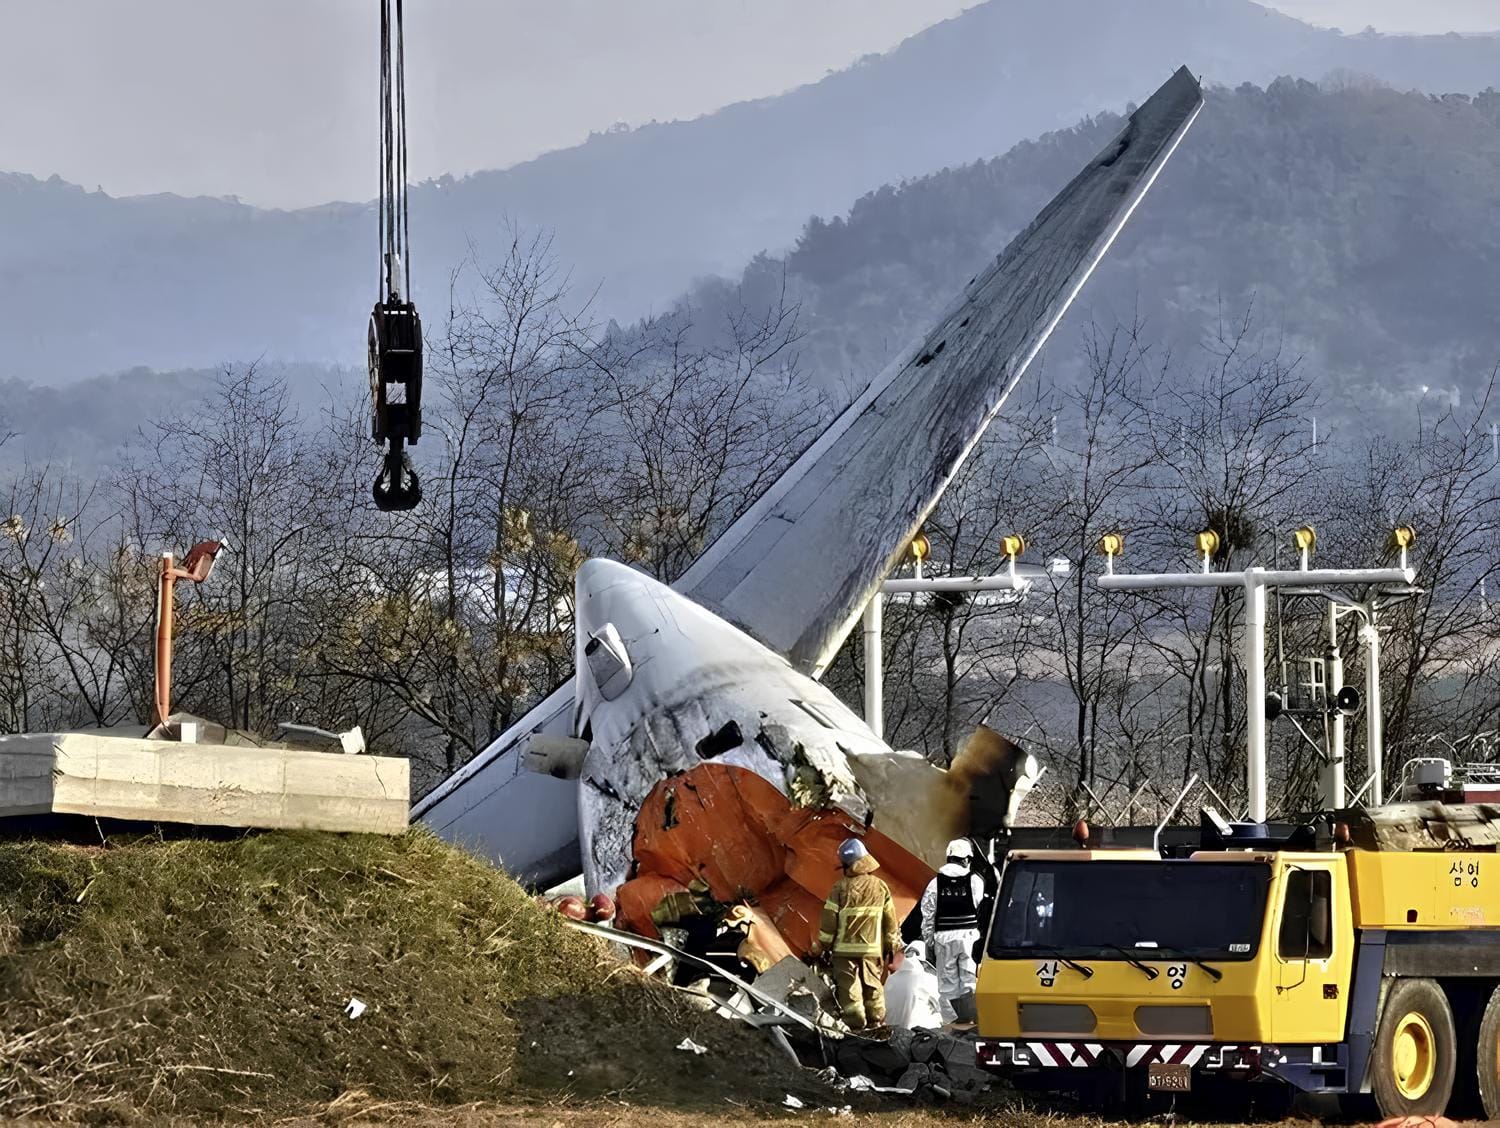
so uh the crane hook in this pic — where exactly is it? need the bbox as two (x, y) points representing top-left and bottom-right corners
(373, 444), (422, 511)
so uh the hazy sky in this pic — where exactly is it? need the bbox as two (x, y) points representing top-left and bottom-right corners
(1, 1), (1494, 208)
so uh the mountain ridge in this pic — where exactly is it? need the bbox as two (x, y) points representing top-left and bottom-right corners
(680, 78), (1500, 428)
(4, 0), (1500, 384)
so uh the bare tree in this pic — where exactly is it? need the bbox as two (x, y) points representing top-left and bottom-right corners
(598, 286), (823, 582)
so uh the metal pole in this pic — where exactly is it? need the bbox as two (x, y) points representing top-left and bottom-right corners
(154, 552), (175, 727)
(882, 574), (1033, 595)
(1098, 566), (1411, 591)
(1245, 571), (1268, 822)
(1362, 614), (1383, 805)
(1323, 602), (1345, 812)
(1097, 562), (1412, 821)
(1154, 773), (1201, 853)
(863, 593), (883, 740)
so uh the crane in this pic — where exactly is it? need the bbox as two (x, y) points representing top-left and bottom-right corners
(368, 0), (423, 511)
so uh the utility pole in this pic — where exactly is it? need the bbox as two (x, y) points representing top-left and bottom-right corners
(1322, 601), (1345, 812)
(862, 533), (1035, 739)
(1096, 527), (1413, 822)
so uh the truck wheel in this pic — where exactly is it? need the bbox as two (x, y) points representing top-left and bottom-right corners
(1371, 978), (1457, 1118)
(1477, 985), (1500, 1120)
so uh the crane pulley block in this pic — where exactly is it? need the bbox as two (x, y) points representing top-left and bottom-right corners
(368, 300), (423, 446)
(369, 300), (423, 511)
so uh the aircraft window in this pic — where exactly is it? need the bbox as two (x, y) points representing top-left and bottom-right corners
(791, 700), (836, 729)
(696, 720), (744, 759)
(1278, 869), (1333, 960)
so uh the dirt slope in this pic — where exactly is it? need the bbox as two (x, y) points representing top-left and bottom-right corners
(0, 828), (815, 1121)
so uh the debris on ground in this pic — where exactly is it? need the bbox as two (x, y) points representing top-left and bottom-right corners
(554, 908), (990, 1107)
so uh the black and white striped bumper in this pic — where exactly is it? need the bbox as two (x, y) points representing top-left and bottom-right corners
(977, 1040), (1266, 1072)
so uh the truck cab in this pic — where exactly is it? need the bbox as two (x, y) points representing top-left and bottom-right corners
(978, 849), (1352, 1076)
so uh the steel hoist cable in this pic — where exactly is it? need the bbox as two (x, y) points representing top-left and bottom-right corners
(369, 0), (423, 511)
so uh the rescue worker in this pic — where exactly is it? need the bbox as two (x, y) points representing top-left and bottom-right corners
(884, 939), (943, 1030)
(920, 838), (986, 1024)
(813, 837), (900, 1031)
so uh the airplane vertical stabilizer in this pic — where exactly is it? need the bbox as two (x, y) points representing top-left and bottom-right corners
(678, 66), (1203, 676)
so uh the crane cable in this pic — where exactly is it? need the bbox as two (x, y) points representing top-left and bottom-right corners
(369, 0), (423, 510)
(378, 0), (411, 303)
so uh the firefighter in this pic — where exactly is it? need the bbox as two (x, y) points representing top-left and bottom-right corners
(920, 838), (986, 1024)
(813, 837), (900, 1031)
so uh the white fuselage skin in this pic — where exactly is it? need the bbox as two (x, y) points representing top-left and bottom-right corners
(574, 558), (898, 898)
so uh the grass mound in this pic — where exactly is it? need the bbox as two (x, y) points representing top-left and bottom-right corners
(0, 829), (810, 1121)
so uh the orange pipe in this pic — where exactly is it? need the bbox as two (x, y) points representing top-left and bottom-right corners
(152, 542), (225, 729)
(154, 552), (176, 727)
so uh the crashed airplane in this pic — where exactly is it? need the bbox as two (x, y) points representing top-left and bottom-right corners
(414, 67), (1204, 951)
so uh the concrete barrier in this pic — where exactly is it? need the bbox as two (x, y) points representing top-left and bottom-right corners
(0, 732), (409, 835)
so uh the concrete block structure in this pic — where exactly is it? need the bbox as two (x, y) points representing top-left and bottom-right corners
(0, 732), (409, 835)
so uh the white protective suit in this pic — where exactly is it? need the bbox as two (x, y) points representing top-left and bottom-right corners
(919, 861), (987, 1022)
(884, 940), (944, 1030)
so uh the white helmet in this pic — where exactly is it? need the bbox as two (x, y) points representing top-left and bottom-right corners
(945, 838), (974, 861)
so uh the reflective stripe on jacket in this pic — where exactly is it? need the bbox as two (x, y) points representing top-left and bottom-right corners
(818, 872), (900, 958)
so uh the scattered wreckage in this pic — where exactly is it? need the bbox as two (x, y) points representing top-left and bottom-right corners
(559, 914), (993, 1104)
(421, 63), (1205, 1097)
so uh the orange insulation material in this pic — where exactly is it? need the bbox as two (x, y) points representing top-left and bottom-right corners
(615, 762), (933, 957)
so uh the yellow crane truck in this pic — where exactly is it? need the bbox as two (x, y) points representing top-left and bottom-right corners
(974, 803), (1500, 1118)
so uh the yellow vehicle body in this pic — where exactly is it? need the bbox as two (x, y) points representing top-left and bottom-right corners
(975, 837), (1500, 1117)
(977, 850), (1356, 1044)
(1346, 849), (1494, 929)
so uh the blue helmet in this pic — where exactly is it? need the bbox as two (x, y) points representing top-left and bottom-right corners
(838, 837), (870, 867)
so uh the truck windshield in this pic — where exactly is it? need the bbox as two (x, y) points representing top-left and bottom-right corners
(988, 859), (1271, 962)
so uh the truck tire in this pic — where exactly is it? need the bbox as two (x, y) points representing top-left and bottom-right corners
(1476, 985), (1500, 1120)
(1371, 977), (1458, 1118)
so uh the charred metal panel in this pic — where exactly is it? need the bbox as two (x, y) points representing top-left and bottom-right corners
(1338, 801), (1500, 851)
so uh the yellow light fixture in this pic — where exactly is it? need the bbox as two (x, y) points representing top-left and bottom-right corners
(1292, 525), (1317, 554)
(1098, 532), (1125, 558)
(1194, 530), (1221, 560)
(910, 532), (931, 562)
(1000, 534), (1026, 559)
(1389, 526), (1417, 550)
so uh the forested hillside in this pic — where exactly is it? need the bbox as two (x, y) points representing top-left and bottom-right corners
(689, 79), (1500, 426)
(3, 0), (1499, 384)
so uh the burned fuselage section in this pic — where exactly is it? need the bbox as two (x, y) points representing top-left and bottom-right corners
(574, 559), (886, 887)
(569, 558), (1032, 953)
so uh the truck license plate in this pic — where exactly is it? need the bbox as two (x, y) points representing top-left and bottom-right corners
(1148, 1062), (1192, 1092)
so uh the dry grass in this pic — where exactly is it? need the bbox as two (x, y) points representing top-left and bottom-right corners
(261, 1092), (1334, 1127)
(0, 829), (704, 1120)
